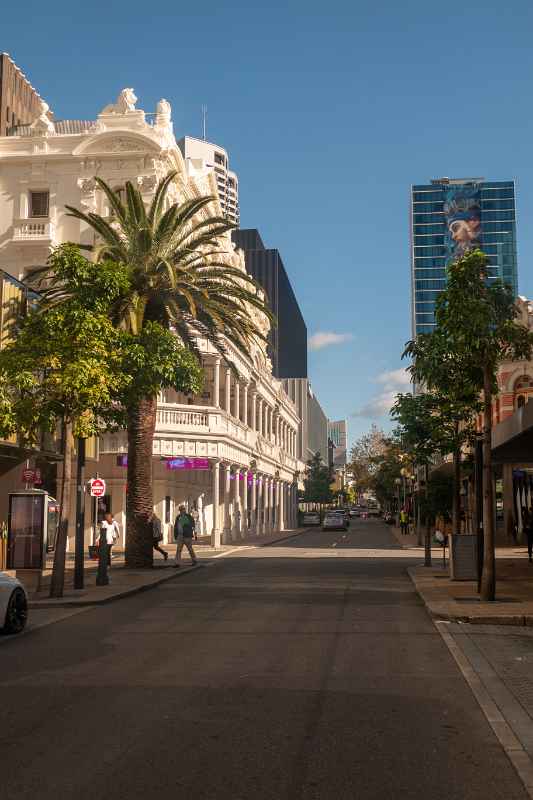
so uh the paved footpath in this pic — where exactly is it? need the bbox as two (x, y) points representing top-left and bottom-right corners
(0, 519), (529, 799)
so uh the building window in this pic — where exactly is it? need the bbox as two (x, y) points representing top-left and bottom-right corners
(29, 191), (49, 218)
(517, 395), (526, 409)
(515, 375), (533, 391)
(214, 152), (225, 166)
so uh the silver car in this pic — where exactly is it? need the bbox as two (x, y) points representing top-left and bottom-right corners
(322, 511), (347, 532)
(0, 572), (28, 635)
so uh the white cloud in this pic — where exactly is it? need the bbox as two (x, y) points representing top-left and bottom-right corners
(309, 331), (354, 351)
(351, 368), (411, 419)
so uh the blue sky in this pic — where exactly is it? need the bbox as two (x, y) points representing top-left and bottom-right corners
(3, 0), (533, 448)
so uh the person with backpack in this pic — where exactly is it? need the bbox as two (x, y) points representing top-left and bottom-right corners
(151, 512), (168, 561)
(173, 505), (198, 568)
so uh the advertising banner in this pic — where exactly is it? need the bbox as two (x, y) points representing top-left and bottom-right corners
(443, 184), (482, 263)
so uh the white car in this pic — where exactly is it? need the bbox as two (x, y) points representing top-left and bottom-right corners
(322, 511), (347, 532)
(302, 511), (321, 526)
(0, 572), (28, 635)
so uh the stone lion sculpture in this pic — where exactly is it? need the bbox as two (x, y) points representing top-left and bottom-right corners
(101, 88), (138, 115)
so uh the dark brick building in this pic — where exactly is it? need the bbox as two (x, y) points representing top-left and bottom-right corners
(0, 53), (42, 137)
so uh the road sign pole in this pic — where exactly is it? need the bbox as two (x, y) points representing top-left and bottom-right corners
(74, 438), (86, 590)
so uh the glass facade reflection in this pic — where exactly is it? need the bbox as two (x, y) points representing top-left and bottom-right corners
(410, 178), (518, 336)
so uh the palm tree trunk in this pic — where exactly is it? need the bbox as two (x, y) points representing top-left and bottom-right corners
(50, 420), (73, 598)
(452, 441), (461, 536)
(125, 395), (157, 568)
(480, 366), (496, 601)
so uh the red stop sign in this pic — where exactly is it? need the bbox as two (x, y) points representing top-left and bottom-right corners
(90, 478), (106, 498)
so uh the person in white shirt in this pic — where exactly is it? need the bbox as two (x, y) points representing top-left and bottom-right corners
(98, 512), (120, 565)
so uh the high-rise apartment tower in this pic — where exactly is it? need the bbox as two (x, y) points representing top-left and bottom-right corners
(411, 177), (517, 336)
(177, 136), (239, 225)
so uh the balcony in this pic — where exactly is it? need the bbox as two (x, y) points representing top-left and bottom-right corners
(13, 218), (57, 245)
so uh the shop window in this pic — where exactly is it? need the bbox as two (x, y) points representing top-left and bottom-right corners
(517, 395), (526, 409)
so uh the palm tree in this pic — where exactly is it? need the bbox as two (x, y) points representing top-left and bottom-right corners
(38, 172), (271, 567)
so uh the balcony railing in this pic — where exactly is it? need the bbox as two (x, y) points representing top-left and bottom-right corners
(13, 218), (56, 243)
(156, 406), (209, 429)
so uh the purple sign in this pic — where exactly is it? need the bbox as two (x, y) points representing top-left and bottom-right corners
(165, 457), (210, 471)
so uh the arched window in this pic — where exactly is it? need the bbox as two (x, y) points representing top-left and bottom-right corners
(515, 375), (533, 391)
(518, 395), (527, 409)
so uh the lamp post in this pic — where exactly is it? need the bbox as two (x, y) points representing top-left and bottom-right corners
(395, 477), (401, 526)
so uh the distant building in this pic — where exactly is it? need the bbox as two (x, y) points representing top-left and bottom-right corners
(177, 135), (239, 225)
(411, 177), (518, 336)
(328, 419), (347, 467)
(233, 229), (307, 379)
(284, 378), (328, 464)
(0, 53), (43, 137)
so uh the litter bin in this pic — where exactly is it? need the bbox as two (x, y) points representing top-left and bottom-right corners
(450, 534), (478, 581)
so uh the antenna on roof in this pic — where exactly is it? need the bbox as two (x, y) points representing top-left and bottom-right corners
(201, 104), (207, 141)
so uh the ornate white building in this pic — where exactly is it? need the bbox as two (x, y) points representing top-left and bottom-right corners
(0, 88), (304, 548)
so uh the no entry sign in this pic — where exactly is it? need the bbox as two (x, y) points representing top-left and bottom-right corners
(90, 478), (106, 498)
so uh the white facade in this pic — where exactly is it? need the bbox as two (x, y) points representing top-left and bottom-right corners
(177, 135), (239, 225)
(0, 88), (302, 548)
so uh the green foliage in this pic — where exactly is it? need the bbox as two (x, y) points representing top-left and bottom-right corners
(420, 474), (454, 524)
(118, 322), (203, 408)
(0, 285), (128, 444)
(348, 424), (388, 492)
(42, 174), (274, 368)
(371, 437), (404, 508)
(303, 452), (333, 504)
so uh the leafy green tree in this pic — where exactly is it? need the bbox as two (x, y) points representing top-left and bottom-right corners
(35, 176), (271, 567)
(348, 425), (388, 494)
(303, 452), (333, 507)
(425, 249), (533, 600)
(0, 245), (130, 596)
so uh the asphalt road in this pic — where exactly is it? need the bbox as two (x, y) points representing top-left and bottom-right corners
(0, 519), (528, 799)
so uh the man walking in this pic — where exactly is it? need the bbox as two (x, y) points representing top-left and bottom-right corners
(174, 505), (198, 568)
(151, 512), (168, 561)
(399, 508), (409, 536)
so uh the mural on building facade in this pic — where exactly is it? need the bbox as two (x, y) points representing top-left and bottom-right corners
(443, 184), (482, 263)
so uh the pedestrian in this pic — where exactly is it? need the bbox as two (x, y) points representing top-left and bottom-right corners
(98, 512), (120, 565)
(151, 512), (168, 561)
(399, 508), (408, 536)
(191, 507), (200, 540)
(523, 507), (533, 563)
(173, 505), (198, 568)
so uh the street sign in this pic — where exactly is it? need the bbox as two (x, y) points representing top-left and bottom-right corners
(22, 468), (35, 483)
(90, 478), (106, 498)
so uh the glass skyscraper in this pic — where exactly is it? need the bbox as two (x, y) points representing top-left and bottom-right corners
(411, 177), (517, 336)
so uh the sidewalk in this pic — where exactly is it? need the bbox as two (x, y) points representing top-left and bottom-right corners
(24, 526), (306, 609)
(409, 557), (533, 625)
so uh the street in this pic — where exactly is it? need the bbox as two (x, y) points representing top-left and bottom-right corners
(0, 519), (528, 799)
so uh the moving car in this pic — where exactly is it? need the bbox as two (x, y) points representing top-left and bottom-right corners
(323, 511), (348, 532)
(302, 511), (321, 526)
(0, 572), (28, 635)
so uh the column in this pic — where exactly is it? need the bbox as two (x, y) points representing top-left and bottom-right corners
(250, 391), (257, 431)
(251, 472), (257, 533)
(242, 470), (249, 535)
(232, 467), (241, 540)
(258, 398), (264, 437)
(276, 415), (281, 445)
(234, 380), (240, 421)
(211, 461), (221, 548)
(257, 474), (264, 535)
(263, 477), (270, 533)
(267, 407), (272, 440)
(243, 383), (249, 427)
(213, 358), (220, 408)
(225, 368), (231, 414)
(223, 462), (232, 542)
(279, 480), (285, 532)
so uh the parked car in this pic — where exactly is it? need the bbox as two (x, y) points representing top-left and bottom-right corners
(302, 511), (321, 526)
(0, 572), (28, 635)
(323, 511), (348, 532)
(349, 507), (360, 517)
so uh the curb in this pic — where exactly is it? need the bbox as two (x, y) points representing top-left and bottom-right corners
(260, 528), (307, 547)
(407, 567), (533, 627)
(27, 563), (202, 609)
(435, 621), (533, 797)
